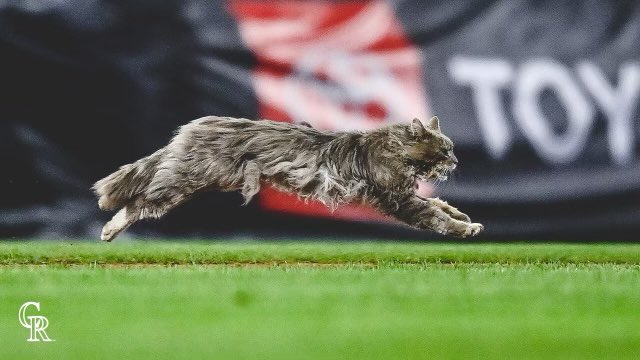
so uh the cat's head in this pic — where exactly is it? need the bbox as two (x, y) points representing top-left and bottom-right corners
(399, 116), (458, 182)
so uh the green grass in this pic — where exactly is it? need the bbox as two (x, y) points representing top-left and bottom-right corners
(1, 241), (640, 359)
(2, 241), (640, 265)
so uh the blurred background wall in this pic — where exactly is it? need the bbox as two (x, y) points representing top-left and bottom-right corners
(1, 0), (639, 240)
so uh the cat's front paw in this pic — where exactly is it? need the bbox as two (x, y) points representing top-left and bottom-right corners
(445, 221), (484, 238)
(463, 223), (484, 237)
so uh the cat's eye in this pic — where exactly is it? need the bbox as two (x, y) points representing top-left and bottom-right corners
(441, 148), (449, 156)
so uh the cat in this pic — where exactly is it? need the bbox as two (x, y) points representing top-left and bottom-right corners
(94, 116), (483, 241)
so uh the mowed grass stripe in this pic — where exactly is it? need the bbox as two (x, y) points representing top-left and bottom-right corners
(2, 262), (640, 359)
(1, 241), (640, 265)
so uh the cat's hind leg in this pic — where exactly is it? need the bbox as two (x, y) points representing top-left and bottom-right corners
(101, 182), (196, 241)
(100, 198), (144, 241)
(241, 161), (262, 205)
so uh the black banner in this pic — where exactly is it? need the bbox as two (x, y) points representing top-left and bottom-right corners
(1, 1), (638, 239)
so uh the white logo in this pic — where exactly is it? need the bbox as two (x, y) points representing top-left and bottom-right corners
(448, 56), (640, 165)
(18, 301), (54, 342)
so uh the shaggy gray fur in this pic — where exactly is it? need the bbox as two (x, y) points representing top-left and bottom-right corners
(94, 116), (483, 241)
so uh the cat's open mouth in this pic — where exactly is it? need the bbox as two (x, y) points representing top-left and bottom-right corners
(415, 177), (434, 199)
(414, 171), (449, 199)
(413, 167), (451, 198)
(412, 163), (452, 198)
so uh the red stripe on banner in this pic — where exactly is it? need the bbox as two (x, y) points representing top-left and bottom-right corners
(228, 0), (430, 222)
(259, 186), (391, 221)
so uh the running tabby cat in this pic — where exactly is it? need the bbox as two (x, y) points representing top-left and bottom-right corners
(94, 116), (484, 241)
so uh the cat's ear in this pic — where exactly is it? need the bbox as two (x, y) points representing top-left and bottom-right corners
(410, 118), (427, 136)
(426, 116), (441, 132)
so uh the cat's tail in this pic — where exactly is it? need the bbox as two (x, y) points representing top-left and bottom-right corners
(93, 148), (166, 211)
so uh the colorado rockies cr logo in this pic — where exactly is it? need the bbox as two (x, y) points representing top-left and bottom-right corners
(18, 301), (54, 342)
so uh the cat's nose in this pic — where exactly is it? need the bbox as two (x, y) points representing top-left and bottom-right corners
(451, 153), (458, 165)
